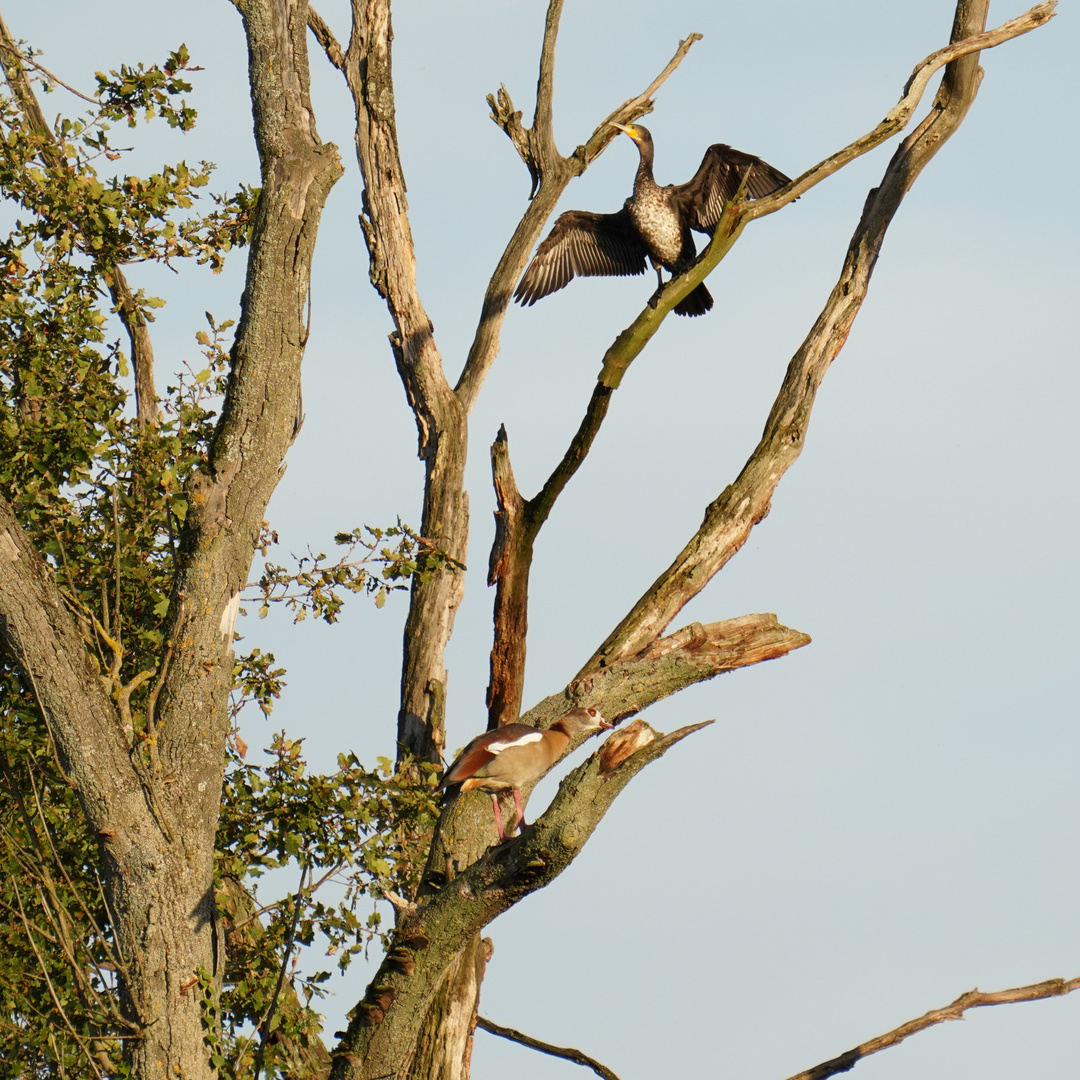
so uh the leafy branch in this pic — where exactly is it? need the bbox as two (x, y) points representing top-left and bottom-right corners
(249, 523), (465, 624)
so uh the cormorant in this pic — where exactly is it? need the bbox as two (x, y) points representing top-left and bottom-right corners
(514, 123), (790, 316)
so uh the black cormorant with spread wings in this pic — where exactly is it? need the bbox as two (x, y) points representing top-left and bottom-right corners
(514, 123), (790, 317)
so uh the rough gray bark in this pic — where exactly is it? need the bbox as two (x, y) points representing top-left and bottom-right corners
(0, 0), (340, 1074)
(407, 935), (491, 1080)
(313, 0), (467, 772)
(105, 268), (160, 427)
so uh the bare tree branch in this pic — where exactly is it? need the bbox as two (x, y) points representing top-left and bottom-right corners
(317, 4), (1057, 1077)
(785, 977), (1080, 1080)
(746, 0), (1057, 226)
(477, 1015), (623, 1080)
(585, 0), (1054, 672)
(319, 7), (703, 771)
(310, 7), (692, 1068)
(328, 0), (466, 771)
(530, 0), (564, 163)
(480, 29), (710, 726)
(307, 7), (344, 70)
(485, 427), (528, 728)
(429, 613), (809, 900)
(542, 613), (809, 726)
(0, 33), (97, 102)
(486, 383), (614, 726)
(216, 876), (332, 1077)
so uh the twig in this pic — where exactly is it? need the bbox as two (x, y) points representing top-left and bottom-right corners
(229, 861), (342, 933)
(742, 1), (1057, 228)
(10, 877), (109, 1080)
(585, 32), (703, 159)
(252, 864), (309, 1080)
(0, 33), (97, 104)
(784, 977), (1080, 1080)
(25, 766), (136, 1027)
(105, 269), (160, 426)
(477, 1015), (622, 1080)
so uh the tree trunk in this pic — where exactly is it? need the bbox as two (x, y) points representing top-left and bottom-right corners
(407, 935), (491, 1080)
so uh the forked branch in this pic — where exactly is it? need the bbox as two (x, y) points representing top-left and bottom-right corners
(435, 612), (809, 893)
(485, 5), (1056, 719)
(333, 720), (711, 1080)
(486, 382), (615, 726)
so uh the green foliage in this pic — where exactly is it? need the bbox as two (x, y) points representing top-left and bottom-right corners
(253, 522), (465, 623)
(197, 967), (227, 1073)
(94, 45), (200, 131)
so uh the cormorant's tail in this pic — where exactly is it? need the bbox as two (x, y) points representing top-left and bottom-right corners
(674, 281), (713, 317)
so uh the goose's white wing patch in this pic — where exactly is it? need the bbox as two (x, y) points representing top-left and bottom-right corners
(489, 731), (544, 754)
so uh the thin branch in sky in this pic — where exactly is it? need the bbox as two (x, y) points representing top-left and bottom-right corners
(477, 1015), (624, 1080)
(784, 976), (1080, 1080)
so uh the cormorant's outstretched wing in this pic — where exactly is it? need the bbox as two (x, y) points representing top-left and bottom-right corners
(514, 208), (647, 307)
(674, 144), (791, 235)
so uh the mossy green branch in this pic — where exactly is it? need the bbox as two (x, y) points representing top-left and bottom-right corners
(599, 207), (746, 389)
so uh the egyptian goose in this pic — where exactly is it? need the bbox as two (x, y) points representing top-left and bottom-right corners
(439, 707), (611, 841)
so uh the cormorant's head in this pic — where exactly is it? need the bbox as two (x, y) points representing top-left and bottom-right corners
(611, 122), (652, 148)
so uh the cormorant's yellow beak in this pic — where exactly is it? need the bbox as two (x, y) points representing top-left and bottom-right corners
(611, 122), (639, 141)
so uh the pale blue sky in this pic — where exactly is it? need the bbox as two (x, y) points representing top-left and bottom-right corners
(8, 2), (1079, 1077)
